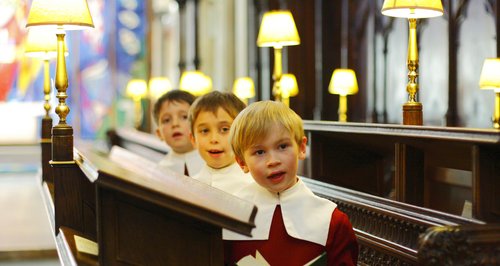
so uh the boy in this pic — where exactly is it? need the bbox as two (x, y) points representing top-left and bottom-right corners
(153, 90), (204, 176)
(224, 101), (358, 265)
(188, 91), (254, 193)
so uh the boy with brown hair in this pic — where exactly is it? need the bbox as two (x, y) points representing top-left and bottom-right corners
(188, 90), (254, 193)
(224, 101), (358, 265)
(153, 90), (203, 176)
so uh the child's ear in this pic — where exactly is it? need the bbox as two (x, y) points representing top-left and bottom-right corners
(155, 128), (163, 140)
(189, 132), (196, 146)
(298, 136), (307, 160)
(235, 156), (249, 173)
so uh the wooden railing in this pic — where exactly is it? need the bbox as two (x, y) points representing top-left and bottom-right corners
(302, 177), (484, 265)
(302, 120), (500, 223)
(39, 126), (499, 265)
(40, 138), (256, 265)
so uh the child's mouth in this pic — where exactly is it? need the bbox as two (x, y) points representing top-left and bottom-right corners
(208, 150), (223, 154)
(268, 171), (285, 182)
(172, 132), (183, 138)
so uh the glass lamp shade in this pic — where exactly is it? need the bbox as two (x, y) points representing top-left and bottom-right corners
(26, 0), (94, 30)
(233, 77), (255, 99)
(24, 28), (68, 59)
(328, 69), (359, 96)
(179, 70), (212, 96)
(126, 79), (148, 100)
(479, 58), (500, 92)
(257, 10), (300, 48)
(149, 77), (172, 99)
(281, 73), (299, 98)
(381, 0), (444, 18)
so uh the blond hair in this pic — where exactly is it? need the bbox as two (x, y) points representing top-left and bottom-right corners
(230, 101), (304, 161)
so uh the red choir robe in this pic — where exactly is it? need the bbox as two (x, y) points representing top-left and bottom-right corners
(223, 179), (358, 266)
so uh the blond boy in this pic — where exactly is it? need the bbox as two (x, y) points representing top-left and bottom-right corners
(153, 90), (203, 176)
(188, 91), (253, 193)
(224, 101), (358, 265)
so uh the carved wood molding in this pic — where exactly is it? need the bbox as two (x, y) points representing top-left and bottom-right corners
(418, 224), (500, 265)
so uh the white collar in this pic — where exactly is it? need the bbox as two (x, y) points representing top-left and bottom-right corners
(223, 178), (336, 246)
(194, 163), (254, 195)
(159, 149), (204, 176)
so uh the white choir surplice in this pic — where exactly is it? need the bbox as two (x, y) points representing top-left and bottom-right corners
(223, 178), (337, 246)
(158, 149), (204, 176)
(192, 162), (254, 195)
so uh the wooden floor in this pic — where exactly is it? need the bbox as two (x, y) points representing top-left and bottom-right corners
(0, 145), (59, 265)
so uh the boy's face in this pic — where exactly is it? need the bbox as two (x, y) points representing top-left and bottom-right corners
(191, 107), (235, 169)
(155, 100), (194, 154)
(236, 124), (307, 193)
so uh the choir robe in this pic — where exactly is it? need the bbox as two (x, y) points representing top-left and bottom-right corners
(223, 179), (358, 266)
(192, 162), (254, 195)
(158, 149), (204, 176)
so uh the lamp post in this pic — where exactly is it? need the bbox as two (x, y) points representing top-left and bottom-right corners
(149, 77), (172, 100)
(479, 58), (500, 129)
(24, 28), (65, 183)
(179, 70), (212, 96)
(280, 73), (299, 107)
(233, 77), (255, 105)
(328, 69), (359, 122)
(126, 79), (148, 129)
(26, 0), (94, 163)
(257, 10), (300, 102)
(381, 0), (443, 125)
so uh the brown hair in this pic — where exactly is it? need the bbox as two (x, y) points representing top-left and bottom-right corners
(188, 91), (247, 133)
(152, 90), (196, 124)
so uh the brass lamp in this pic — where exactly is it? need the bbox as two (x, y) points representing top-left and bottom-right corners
(257, 10), (300, 102)
(233, 77), (255, 105)
(381, 0), (443, 125)
(329, 69), (358, 122)
(26, 0), (94, 163)
(126, 79), (148, 129)
(24, 29), (67, 120)
(179, 70), (212, 96)
(280, 73), (298, 107)
(149, 77), (172, 99)
(479, 58), (500, 129)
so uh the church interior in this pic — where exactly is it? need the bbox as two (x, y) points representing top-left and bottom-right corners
(0, 0), (499, 265)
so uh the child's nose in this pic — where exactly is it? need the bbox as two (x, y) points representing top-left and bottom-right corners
(267, 152), (280, 167)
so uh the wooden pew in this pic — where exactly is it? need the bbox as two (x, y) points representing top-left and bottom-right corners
(302, 177), (484, 265)
(106, 128), (169, 163)
(302, 121), (500, 223)
(104, 127), (499, 265)
(43, 141), (256, 265)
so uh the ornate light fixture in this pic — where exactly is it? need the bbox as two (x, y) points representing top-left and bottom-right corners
(381, 0), (443, 125)
(257, 10), (300, 102)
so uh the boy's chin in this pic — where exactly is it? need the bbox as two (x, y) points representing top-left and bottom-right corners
(170, 144), (195, 154)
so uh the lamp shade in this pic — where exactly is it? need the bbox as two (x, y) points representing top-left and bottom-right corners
(328, 69), (359, 96)
(233, 77), (255, 99)
(24, 28), (68, 59)
(281, 73), (299, 97)
(26, 0), (94, 30)
(381, 0), (444, 18)
(179, 70), (212, 96)
(479, 58), (500, 92)
(149, 77), (172, 99)
(257, 10), (300, 48)
(126, 79), (148, 99)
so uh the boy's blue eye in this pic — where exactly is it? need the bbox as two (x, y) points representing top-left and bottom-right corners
(278, 143), (288, 150)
